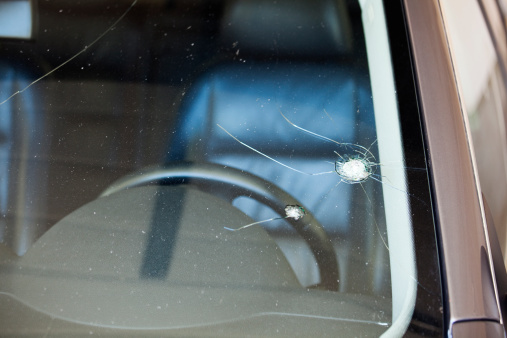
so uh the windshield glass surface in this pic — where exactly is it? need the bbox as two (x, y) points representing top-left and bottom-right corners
(0, 0), (442, 336)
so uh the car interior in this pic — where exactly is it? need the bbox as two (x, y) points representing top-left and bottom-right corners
(0, 0), (414, 336)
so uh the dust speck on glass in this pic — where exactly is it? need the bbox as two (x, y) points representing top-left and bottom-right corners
(0, 0), (435, 337)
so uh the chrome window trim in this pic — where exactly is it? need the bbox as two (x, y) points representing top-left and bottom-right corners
(404, 0), (502, 329)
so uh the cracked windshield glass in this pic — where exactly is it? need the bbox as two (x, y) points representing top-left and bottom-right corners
(0, 0), (441, 336)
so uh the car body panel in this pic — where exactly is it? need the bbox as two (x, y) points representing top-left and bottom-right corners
(405, 0), (503, 328)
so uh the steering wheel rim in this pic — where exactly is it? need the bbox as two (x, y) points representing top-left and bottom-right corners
(101, 161), (340, 291)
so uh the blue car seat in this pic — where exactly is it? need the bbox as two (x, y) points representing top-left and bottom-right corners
(0, 63), (50, 256)
(166, 0), (384, 291)
(168, 0), (374, 228)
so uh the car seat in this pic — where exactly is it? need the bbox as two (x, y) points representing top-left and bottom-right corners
(0, 62), (50, 256)
(166, 0), (386, 292)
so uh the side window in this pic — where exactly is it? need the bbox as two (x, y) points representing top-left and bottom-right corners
(441, 0), (507, 267)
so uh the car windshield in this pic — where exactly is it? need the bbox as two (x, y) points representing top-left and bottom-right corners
(0, 0), (442, 336)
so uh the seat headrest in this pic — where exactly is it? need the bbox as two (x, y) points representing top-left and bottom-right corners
(220, 0), (352, 58)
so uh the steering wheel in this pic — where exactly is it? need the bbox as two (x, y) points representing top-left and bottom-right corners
(101, 161), (340, 291)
